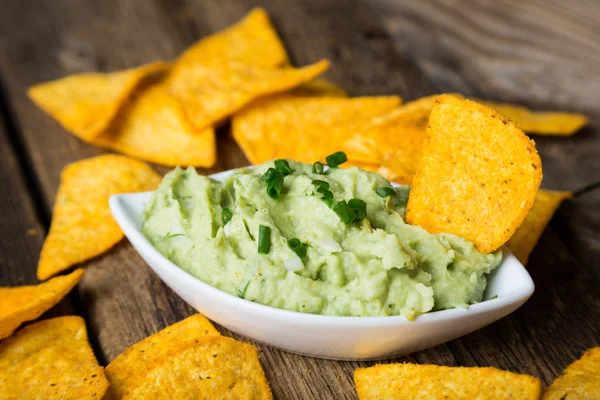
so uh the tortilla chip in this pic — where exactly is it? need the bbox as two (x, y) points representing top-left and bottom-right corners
(178, 8), (288, 69)
(478, 100), (588, 135)
(343, 94), (444, 184)
(0, 269), (83, 340)
(106, 314), (220, 398)
(95, 82), (216, 167)
(0, 316), (108, 399)
(508, 190), (572, 265)
(121, 336), (272, 400)
(354, 363), (542, 400)
(543, 347), (600, 400)
(28, 62), (168, 142)
(290, 79), (348, 97)
(38, 155), (161, 280)
(406, 95), (542, 254)
(167, 59), (330, 130)
(233, 95), (402, 164)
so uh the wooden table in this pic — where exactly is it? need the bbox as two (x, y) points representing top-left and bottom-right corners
(1, 0), (598, 398)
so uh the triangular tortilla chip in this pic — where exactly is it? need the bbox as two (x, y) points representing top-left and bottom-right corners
(28, 62), (168, 142)
(354, 363), (542, 399)
(167, 59), (330, 130)
(38, 155), (161, 280)
(122, 336), (272, 400)
(0, 269), (83, 340)
(542, 347), (600, 399)
(0, 316), (109, 400)
(478, 100), (588, 135)
(106, 314), (220, 398)
(406, 95), (542, 253)
(94, 82), (216, 167)
(233, 95), (401, 164)
(178, 8), (288, 68)
(508, 190), (572, 265)
(290, 79), (348, 97)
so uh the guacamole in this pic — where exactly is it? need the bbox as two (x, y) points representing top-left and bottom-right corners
(142, 160), (501, 319)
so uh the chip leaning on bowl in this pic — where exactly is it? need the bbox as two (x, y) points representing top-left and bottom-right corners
(142, 159), (502, 320)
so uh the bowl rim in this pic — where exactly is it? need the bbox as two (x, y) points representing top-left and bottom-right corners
(109, 167), (535, 327)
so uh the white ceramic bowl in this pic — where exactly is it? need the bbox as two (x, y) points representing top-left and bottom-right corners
(109, 168), (534, 361)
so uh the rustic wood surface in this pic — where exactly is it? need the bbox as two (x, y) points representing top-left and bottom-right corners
(0, 0), (598, 399)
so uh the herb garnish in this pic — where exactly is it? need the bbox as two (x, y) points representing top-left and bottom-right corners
(376, 187), (396, 197)
(313, 161), (324, 174)
(288, 238), (308, 258)
(258, 225), (271, 254)
(325, 151), (347, 168)
(236, 281), (251, 299)
(222, 208), (233, 225)
(163, 232), (185, 239)
(274, 159), (293, 176)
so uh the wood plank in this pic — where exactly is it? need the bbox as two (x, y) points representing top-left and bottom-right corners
(0, 0), (598, 398)
(370, 0), (600, 192)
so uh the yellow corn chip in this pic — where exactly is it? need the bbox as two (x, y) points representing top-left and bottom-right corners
(354, 363), (542, 400)
(479, 100), (588, 135)
(122, 336), (272, 400)
(343, 95), (443, 184)
(178, 8), (288, 68)
(0, 269), (83, 340)
(38, 155), (161, 280)
(167, 59), (330, 130)
(28, 62), (168, 142)
(0, 316), (108, 400)
(508, 190), (572, 265)
(95, 82), (216, 167)
(106, 314), (220, 398)
(543, 347), (600, 400)
(290, 79), (348, 97)
(406, 95), (542, 254)
(233, 95), (402, 164)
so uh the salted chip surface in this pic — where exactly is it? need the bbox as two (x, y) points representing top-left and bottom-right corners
(0, 316), (108, 400)
(289, 79), (348, 97)
(0, 269), (83, 340)
(106, 314), (220, 398)
(178, 8), (288, 68)
(406, 95), (542, 253)
(167, 59), (329, 130)
(354, 363), (542, 400)
(508, 190), (572, 265)
(28, 62), (168, 142)
(38, 155), (161, 280)
(479, 100), (588, 135)
(95, 82), (216, 167)
(122, 336), (272, 400)
(233, 95), (401, 164)
(543, 347), (600, 400)
(343, 94), (443, 184)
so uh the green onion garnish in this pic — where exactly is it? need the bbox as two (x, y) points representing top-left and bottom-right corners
(313, 161), (324, 174)
(222, 208), (233, 225)
(376, 187), (396, 197)
(321, 197), (333, 208)
(326, 151), (347, 168)
(262, 167), (284, 200)
(287, 238), (308, 258)
(274, 159), (293, 176)
(348, 198), (367, 221)
(258, 225), (271, 254)
(332, 200), (357, 224)
(312, 180), (330, 191)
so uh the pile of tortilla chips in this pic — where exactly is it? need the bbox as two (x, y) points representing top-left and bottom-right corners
(28, 8), (330, 168)
(105, 314), (272, 399)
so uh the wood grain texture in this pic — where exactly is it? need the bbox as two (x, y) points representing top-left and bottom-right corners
(0, 0), (598, 398)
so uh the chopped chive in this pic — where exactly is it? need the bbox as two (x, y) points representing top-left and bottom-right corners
(236, 281), (251, 299)
(348, 198), (367, 221)
(222, 208), (233, 225)
(287, 238), (308, 258)
(490, 295), (498, 300)
(313, 161), (324, 174)
(274, 159), (293, 176)
(332, 200), (357, 224)
(263, 167), (284, 200)
(164, 232), (185, 239)
(258, 225), (271, 254)
(312, 180), (329, 190)
(321, 197), (333, 208)
(376, 187), (396, 197)
(325, 151), (347, 168)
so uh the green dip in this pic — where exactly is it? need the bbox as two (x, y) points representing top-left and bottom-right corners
(142, 160), (502, 319)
